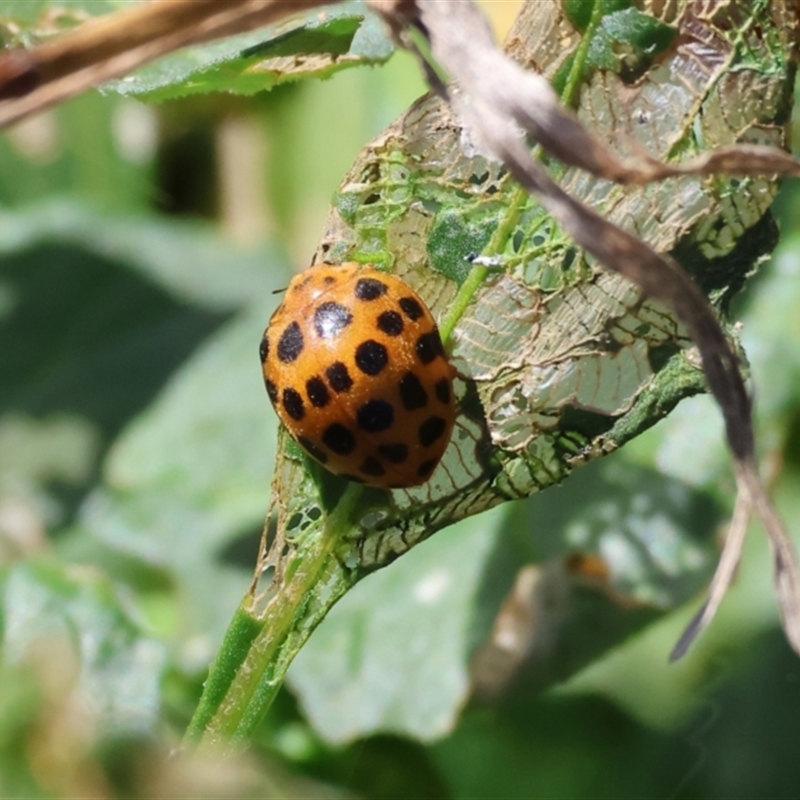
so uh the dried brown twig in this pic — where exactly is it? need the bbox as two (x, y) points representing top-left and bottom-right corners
(0, 0), (331, 128)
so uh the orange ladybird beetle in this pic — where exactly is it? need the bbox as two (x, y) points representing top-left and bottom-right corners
(260, 262), (455, 488)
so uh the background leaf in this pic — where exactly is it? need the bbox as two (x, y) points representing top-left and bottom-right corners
(104, 1), (395, 101)
(288, 507), (505, 743)
(2, 559), (167, 737)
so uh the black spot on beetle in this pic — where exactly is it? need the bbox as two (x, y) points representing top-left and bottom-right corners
(419, 415), (446, 447)
(306, 376), (330, 408)
(357, 399), (394, 432)
(379, 443), (409, 464)
(277, 321), (304, 362)
(259, 335), (269, 362)
(354, 277), (388, 300)
(283, 387), (305, 421)
(417, 458), (438, 478)
(435, 377), (451, 404)
(322, 423), (356, 455)
(377, 310), (404, 336)
(416, 329), (444, 365)
(325, 361), (353, 393)
(359, 457), (386, 477)
(297, 435), (328, 464)
(265, 379), (278, 404)
(355, 340), (388, 375)
(399, 371), (428, 410)
(315, 301), (353, 339)
(399, 296), (424, 320)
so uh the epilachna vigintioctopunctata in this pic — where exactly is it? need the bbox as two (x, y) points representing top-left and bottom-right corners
(260, 262), (455, 488)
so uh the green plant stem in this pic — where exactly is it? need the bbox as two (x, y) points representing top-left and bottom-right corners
(441, 0), (605, 346)
(561, 0), (606, 109)
(185, 483), (364, 747)
(440, 179), (530, 343)
(440, 183), (529, 344)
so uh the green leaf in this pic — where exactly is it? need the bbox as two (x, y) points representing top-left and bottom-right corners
(553, 1), (676, 94)
(105, 1), (395, 101)
(0, 201), (290, 652)
(0, 202), (269, 520)
(287, 507), (505, 743)
(0, 659), (42, 798)
(513, 457), (721, 608)
(586, 8), (677, 80)
(78, 303), (284, 652)
(1, 559), (167, 737)
(561, 0), (629, 34)
(0, 91), (152, 210)
(285, 448), (722, 743)
(0, 1), (123, 47)
(739, 229), (800, 423)
(430, 692), (673, 800)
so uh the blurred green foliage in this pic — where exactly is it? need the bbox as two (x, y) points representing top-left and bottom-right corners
(1, 2), (800, 798)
